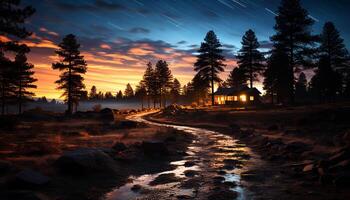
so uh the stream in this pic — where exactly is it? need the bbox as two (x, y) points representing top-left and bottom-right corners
(103, 112), (254, 200)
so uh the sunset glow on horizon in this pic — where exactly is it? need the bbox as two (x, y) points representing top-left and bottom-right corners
(4, 0), (349, 99)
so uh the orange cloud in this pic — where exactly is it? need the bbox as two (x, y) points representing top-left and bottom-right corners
(22, 39), (58, 49)
(100, 44), (111, 49)
(0, 35), (11, 42)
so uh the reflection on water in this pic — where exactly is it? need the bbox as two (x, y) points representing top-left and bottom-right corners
(104, 112), (252, 200)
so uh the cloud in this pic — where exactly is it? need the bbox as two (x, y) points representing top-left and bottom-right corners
(129, 27), (150, 34)
(177, 40), (187, 45)
(259, 40), (274, 49)
(39, 27), (59, 37)
(100, 44), (111, 49)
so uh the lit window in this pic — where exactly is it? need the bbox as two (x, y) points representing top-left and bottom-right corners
(234, 96), (238, 101)
(240, 95), (247, 102)
(250, 96), (254, 101)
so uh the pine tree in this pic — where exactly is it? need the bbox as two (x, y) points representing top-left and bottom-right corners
(194, 30), (226, 105)
(0, 0), (35, 115)
(310, 56), (342, 101)
(89, 85), (97, 99)
(142, 62), (155, 108)
(318, 22), (349, 97)
(295, 72), (307, 101)
(14, 49), (37, 114)
(237, 29), (265, 88)
(155, 60), (172, 107)
(116, 90), (123, 100)
(319, 22), (349, 71)
(263, 46), (292, 104)
(226, 67), (247, 88)
(52, 34), (87, 115)
(170, 78), (181, 104)
(124, 83), (134, 98)
(271, 0), (316, 103)
(191, 73), (209, 105)
(135, 81), (147, 109)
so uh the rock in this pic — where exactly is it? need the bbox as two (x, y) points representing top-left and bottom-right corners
(184, 170), (198, 177)
(213, 176), (225, 184)
(142, 141), (169, 156)
(112, 142), (127, 152)
(55, 148), (118, 174)
(223, 181), (237, 187)
(184, 161), (195, 167)
(131, 184), (141, 192)
(116, 120), (138, 129)
(14, 169), (50, 187)
(303, 164), (314, 173)
(149, 173), (181, 185)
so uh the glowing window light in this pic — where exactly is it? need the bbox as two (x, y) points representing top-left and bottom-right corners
(234, 96), (238, 101)
(250, 96), (254, 101)
(240, 94), (247, 102)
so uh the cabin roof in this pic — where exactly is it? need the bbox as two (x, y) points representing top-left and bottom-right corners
(214, 86), (261, 96)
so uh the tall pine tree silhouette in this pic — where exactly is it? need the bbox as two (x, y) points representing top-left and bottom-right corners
(263, 46), (292, 104)
(271, 0), (316, 103)
(155, 60), (172, 108)
(319, 22), (349, 71)
(52, 34), (87, 115)
(142, 62), (156, 108)
(14, 49), (37, 114)
(237, 29), (264, 88)
(194, 30), (225, 105)
(226, 67), (247, 88)
(0, 0), (34, 115)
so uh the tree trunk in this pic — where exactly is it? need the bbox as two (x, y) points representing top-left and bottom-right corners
(211, 68), (215, 106)
(18, 79), (22, 115)
(1, 80), (5, 116)
(67, 67), (72, 115)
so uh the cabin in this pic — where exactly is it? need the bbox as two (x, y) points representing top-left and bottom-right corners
(214, 86), (261, 105)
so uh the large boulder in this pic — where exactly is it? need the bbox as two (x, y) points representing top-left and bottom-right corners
(55, 148), (118, 174)
(142, 141), (169, 156)
(14, 169), (50, 187)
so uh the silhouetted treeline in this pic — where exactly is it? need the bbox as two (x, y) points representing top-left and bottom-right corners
(0, 0), (36, 115)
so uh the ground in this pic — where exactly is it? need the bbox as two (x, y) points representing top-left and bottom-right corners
(1, 103), (350, 200)
(148, 102), (350, 199)
(0, 109), (194, 200)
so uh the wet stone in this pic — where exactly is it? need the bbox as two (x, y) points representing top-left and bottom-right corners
(184, 170), (199, 177)
(149, 173), (181, 186)
(131, 184), (141, 192)
(184, 161), (196, 167)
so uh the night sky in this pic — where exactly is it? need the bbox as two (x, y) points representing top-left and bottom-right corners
(13, 0), (350, 99)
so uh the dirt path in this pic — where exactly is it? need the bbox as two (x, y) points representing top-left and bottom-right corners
(103, 112), (258, 200)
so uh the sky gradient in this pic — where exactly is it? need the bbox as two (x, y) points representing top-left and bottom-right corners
(5, 0), (350, 99)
